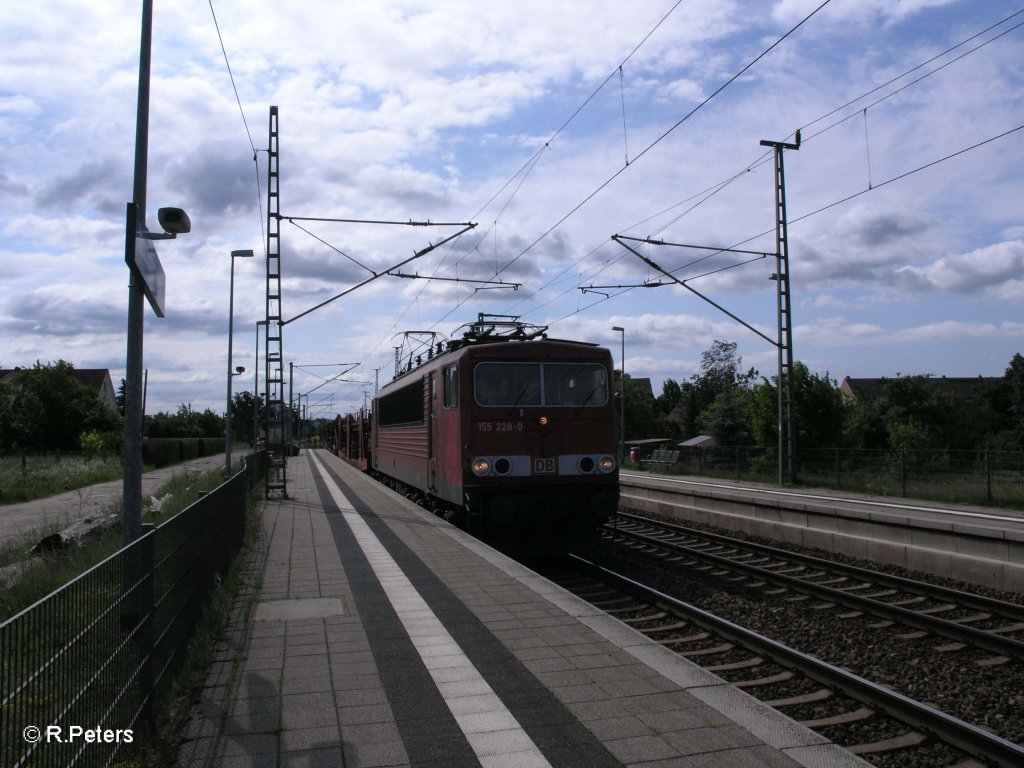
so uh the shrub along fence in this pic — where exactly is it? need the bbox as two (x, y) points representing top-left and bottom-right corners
(660, 445), (1024, 507)
(0, 450), (267, 768)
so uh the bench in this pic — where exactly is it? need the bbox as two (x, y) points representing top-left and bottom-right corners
(641, 448), (679, 471)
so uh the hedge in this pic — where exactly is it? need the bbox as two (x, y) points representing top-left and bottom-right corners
(142, 438), (223, 468)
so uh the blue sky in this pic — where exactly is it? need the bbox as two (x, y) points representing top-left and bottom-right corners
(2, 0), (1023, 418)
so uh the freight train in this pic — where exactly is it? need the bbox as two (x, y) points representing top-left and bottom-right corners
(329, 316), (620, 548)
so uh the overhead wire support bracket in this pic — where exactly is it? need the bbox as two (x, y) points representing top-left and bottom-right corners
(282, 222), (477, 325)
(279, 215), (467, 227)
(612, 234), (777, 347)
(580, 281), (667, 293)
(386, 271), (521, 291)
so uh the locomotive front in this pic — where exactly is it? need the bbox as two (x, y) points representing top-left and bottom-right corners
(458, 340), (620, 542)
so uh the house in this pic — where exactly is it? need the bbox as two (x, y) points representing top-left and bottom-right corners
(72, 369), (119, 412)
(0, 367), (118, 412)
(840, 375), (998, 403)
(630, 377), (654, 399)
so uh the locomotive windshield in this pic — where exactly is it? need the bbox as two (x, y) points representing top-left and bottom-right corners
(475, 362), (608, 406)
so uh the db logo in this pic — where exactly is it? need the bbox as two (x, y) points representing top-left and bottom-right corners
(533, 458), (556, 474)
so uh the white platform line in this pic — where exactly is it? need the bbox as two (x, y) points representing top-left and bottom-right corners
(308, 452), (552, 768)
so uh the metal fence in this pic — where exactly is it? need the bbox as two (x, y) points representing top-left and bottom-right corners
(654, 446), (1024, 506)
(0, 451), (267, 768)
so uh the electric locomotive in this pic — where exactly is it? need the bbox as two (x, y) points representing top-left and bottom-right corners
(372, 316), (619, 547)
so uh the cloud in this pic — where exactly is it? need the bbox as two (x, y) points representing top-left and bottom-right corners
(895, 320), (1024, 342)
(0, 288), (124, 338)
(165, 141), (260, 218)
(35, 157), (126, 211)
(895, 240), (1024, 295)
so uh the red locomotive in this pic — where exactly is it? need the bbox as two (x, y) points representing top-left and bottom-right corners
(370, 315), (619, 547)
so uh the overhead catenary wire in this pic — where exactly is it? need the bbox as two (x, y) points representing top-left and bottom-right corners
(393, 0), (835, 352)
(488, 1), (833, 281)
(535, 3), (1024, 323)
(207, 0), (266, 257)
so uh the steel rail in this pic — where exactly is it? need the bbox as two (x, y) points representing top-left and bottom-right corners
(617, 510), (1024, 622)
(605, 521), (1024, 660)
(569, 553), (1024, 768)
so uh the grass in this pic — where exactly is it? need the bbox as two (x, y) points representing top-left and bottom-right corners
(0, 461), (265, 767)
(138, 489), (265, 767)
(0, 466), (234, 623)
(0, 453), (125, 504)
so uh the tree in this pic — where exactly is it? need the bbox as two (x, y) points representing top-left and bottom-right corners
(231, 390), (259, 445)
(144, 403), (224, 439)
(843, 376), (983, 452)
(614, 371), (658, 441)
(750, 363), (847, 450)
(699, 386), (753, 446)
(0, 361), (121, 452)
(671, 340), (758, 441)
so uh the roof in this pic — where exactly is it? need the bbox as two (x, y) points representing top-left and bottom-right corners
(0, 367), (117, 410)
(840, 375), (998, 401)
(630, 377), (654, 398)
(679, 435), (716, 448)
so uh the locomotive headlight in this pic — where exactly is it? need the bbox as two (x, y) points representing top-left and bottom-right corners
(471, 458), (491, 476)
(598, 455), (616, 472)
(538, 415), (549, 426)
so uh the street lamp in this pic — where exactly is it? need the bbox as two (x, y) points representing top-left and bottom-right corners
(226, 248), (254, 477)
(612, 326), (625, 463)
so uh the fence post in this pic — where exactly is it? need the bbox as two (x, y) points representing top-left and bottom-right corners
(900, 449), (906, 497)
(986, 447), (992, 503)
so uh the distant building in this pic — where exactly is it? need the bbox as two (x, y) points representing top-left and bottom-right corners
(73, 369), (119, 412)
(0, 367), (118, 412)
(630, 377), (654, 399)
(840, 375), (998, 403)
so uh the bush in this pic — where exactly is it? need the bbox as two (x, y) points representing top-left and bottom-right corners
(79, 431), (104, 460)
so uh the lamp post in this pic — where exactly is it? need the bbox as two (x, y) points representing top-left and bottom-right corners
(612, 326), (625, 463)
(226, 249), (254, 477)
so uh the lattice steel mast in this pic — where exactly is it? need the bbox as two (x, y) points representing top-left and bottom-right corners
(761, 131), (800, 483)
(265, 106), (287, 497)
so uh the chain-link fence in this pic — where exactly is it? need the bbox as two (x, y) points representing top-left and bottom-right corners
(1, 451), (267, 768)
(645, 445), (1024, 507)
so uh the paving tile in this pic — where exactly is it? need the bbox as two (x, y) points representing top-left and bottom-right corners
(176, 451), (843, 768)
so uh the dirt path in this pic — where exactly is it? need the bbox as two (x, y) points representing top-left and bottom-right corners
(0, 453), (231, 548)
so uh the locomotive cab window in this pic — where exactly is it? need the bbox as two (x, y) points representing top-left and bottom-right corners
(443, 364), (458, 409)
(475, 363), (541, 406)
(544, 363), (608, 406)
(474, 362), (607, 406)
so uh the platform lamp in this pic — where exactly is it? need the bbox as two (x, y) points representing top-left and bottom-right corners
(226, 248), (254, 477)
(612, 326), (625, 463)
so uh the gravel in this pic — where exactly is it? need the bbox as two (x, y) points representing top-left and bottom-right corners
(593, 510), (1024, 767)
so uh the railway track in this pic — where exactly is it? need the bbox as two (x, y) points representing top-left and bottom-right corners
(606, 511), (1024, 663)
(545, 553), (1024, 768)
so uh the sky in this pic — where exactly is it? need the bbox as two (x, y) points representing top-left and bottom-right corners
(2, 0), (1023, 419)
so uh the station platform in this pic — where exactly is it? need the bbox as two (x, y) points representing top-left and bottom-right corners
(176, 448), (865, 768)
